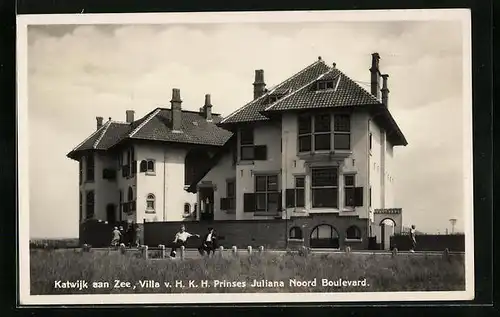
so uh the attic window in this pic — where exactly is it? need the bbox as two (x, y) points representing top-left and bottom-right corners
(317, 80), (334, 90)
(267, 95), (283, 104)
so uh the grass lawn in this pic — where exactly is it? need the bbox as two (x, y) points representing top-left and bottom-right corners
(30, 249), (465, 294)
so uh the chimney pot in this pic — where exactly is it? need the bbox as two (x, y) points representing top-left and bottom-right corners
(381, 74), (390, 108)
(318, 56), (322, 60)
(96, 116), (103, 130)
(203, 94), (213, 121)
(370, 52), (381, 100)
(253, 69), (266, 100)
(332, 62), (336, 68)
(170, 88), (182, 131)
(125, 110), (135, 123)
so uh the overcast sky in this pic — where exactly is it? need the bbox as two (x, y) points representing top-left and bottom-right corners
(26, 17), (468, 239)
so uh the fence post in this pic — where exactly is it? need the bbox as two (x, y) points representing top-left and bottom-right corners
(247, 246), (252, 255)
(218, 246), (224, 257)
(345, 246), (351, 253)
(443, 248), (450, 261)
(180, 246), (185, 260)
(392, 247), (398, 257)
(142, 245), (148, 259)
(159, 244), (166, 258)
(258, 246), (264, 254)
(232, 246), (238, 256)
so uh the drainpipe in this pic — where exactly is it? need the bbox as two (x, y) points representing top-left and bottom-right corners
(284, 131), (289, 249)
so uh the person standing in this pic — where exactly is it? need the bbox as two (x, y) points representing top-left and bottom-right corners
(199, 227), (217, 256)
(170, 225), (199, 258)
(111, 227), (121, 247)
(134, 223), (141, 247)
(118, 226), (125, 245)
(409, 225), (417, 252)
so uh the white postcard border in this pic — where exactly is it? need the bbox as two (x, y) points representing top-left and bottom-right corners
(17, 9), (474, 305)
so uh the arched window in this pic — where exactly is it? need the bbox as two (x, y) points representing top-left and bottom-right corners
(184, 203), (191, 215)
(128, 186), (134, 201)
(346, 225), (362, 240)
(140, 160), (147, 172)
(147, 160), (155, 172)
(310, 224), (339, 248)
(146, 194), (155, 212)
(289, 226), (303, 239)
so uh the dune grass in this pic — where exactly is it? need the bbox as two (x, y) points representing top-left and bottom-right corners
(30, 248), (465, 295)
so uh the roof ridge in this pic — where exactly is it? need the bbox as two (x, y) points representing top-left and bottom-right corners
(264, 68), (333, 112)
(220, 59), (326, 124)
(129, 108), (162, 138)
(70, 123), (108, 152)
(93, 121), (112, 149)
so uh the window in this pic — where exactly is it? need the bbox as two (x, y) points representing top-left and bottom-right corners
(298, 114), (312, 152)
(85, 190), (94, 219)
(240, 127), (254, 160)
(79, 192), (83, 222)
(289, 226), (303, 239)
(86, 155), (95, 182)
(79, 159), (83, 185)
(295, 176), (305, 207)
(369, 132), (373, 151)
(369, 186), (372, 207)
(334, 114), (351, 150)
(311, 167), (338, 208)
(346, 225), (362, 240)
(146, 194), (155, 212)
(184, 203), (191, 215)
(314, 113), (331, 151)
(255, 174), (280, 212)
(227, 180), (236, 210)
(128, 186), (134, 202)
(317, 81), (334, 90)
(139, 159), (155, 174)
(344, 174), (356, 207)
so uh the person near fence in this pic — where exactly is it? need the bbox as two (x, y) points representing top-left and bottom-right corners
(134, 223), (141, 247)
(119, 226), (125, 245)
(170, 225), (200, 258)
(198, 227), (217, 256)
(409, 225), (417, 252)
(126, 222), (135, 247)
(111, 227), (121, 247)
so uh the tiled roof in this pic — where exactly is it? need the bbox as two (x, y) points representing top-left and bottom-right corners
(262, 68), (380, 112)
(220, 59), (331, 125)
(129, 109), (232, 146)
(67, 109), (232, 160)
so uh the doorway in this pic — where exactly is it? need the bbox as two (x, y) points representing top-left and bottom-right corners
(199, 187), (214, 221)
(309, 224), (340, 248)
(380, 218), (396, 250)
(106, 204), (116, 224)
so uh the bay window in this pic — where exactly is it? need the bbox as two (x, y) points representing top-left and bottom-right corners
(298, 113), (351, 153)
(311, 167), (338, 208)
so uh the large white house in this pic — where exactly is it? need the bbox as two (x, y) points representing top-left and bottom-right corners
(68, 53), (407, 249)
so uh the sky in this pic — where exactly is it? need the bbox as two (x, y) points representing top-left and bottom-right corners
(25, 17), (468, 239)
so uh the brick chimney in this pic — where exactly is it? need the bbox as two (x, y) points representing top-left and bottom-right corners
(253, 69), (266, 100)
(170, 88), (182, 132)
(203, 94), (213, 121)
(126, 110), (135, 123)
(370, 53), (381, 100)
(381, 74), (389, 108)
(96, 116), (103, 130)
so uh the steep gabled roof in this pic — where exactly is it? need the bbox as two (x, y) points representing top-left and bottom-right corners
(262, 68), (380, 112)
(67, 108), (233, 160)
(219, 59), (331, 125)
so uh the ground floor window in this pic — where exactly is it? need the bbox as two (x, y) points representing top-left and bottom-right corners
(346, 225), (362, 240)
(289, 226), (303, 239)
(255, 174), (280, 212)
(311, 167), (338, 208)
(85, 190), (95, 219)
(310, 224), (339, 248)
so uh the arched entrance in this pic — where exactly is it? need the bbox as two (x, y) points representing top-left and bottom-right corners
(310, 224), (339, 249)
(380, 218), (396, 250)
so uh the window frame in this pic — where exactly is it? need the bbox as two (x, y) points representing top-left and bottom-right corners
(311, 167), (339, 209)
(240, 127), (255, 161)
(345, 225), (362, 241)
(254, 174), (280, 213)
(294, 175), (305, 208)
(297, 113), (352, 154)
(333, 114), (351, 150)
(146, 193), (155, 213)
(313, 113), (332, 151)
(298, 114), (312, 152)
(85, 155), (95, 183)
(344, 174), (356, 208)
(85, 190), (95, 219)
(226, 179), (236, 211)
(289, 226), (303, 240)
(183, 203), (191, 216)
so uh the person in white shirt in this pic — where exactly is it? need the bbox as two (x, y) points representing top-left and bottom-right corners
(409, 225), (417, 253)
(198, 227), (217, 256)
(170, 225), (199, 258)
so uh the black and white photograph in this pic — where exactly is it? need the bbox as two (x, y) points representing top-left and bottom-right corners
(17, 9), (474, 305)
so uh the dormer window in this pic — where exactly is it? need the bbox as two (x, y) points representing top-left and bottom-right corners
(317, 80), (334, 90)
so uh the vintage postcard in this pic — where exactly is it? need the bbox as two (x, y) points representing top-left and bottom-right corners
(17, 9), (474, 305)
